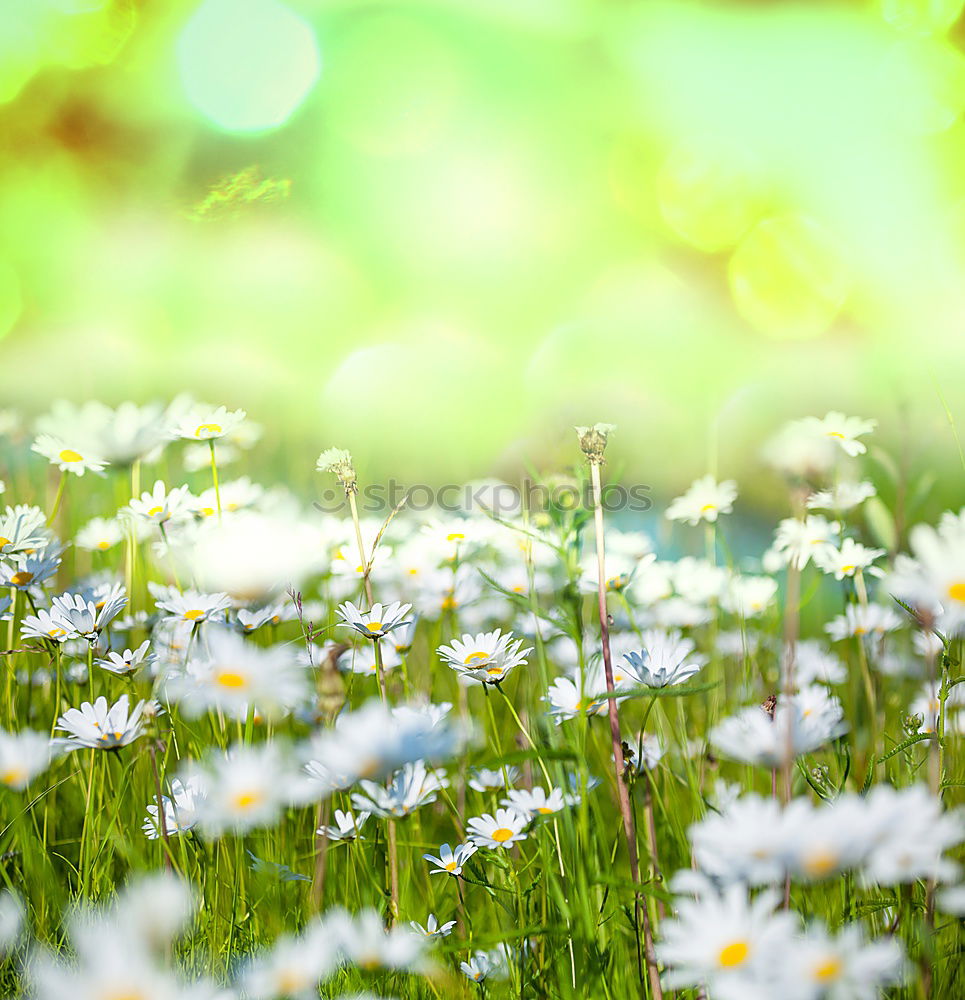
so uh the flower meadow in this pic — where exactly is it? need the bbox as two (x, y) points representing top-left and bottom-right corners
(0, 401), (963, 1000)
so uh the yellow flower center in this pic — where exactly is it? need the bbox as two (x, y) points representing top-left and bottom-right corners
(1, 766), (27, 786)
(365, 621), (383, 633)
(200, 507), (215, 517)
(11, 571), (33, 586)
(444, 860), (458, 872)
(47, 628), (65, 638)
(216, 670), (247, 688)
(183, 609), (206, 621)
(59, 449), (82, 462)
(700, 503), (717, 513)
(446, 532), (465, 542)
(947, 581), (965, 603)
(814, 957), (843, 982)
(826, 431), (845, 439)
(147, 505), (163, 517)
(195, 423), (222, 436)
(233, 790), (263, 810)
(464, 651), (489, 664)
(718, 940), (750, 968)
(853, 626), (867, 636)
(537, 806), (553, 814)
(491, 827), (515, 843)
(97, 540), (110, 550)
(486, 666), (503, 676)
(840, 564), (855, 574)
(441, 595), (457, 610)
(803, 849), (838, 876)
(0, 537), (9, 548)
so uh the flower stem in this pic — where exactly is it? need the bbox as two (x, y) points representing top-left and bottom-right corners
(589, 461), (662, 999)
(208, 441), (222, 520)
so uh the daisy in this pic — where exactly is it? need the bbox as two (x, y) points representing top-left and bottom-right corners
(351, 760), (449, 819)
(423, 841), (478, 876)
(621, 629), (707, 688)
(20, 608), (71, 643)
(467, 807), (529, 848)
(49, 584), (127, 642)
(317, 809), (369, 841)
(155, 588), (232, 626)
(36, 399), (172, 465)
(125, 479), (193, 526)
(802, 411), (877, 457)
(825, 603), (903, 641)
(75, 517), (125, 552)
(0, 549), (61, 591)
(182, 742), (302, 837)
(710, 693), (847, 768)
(97, 640), (155, 676)
(437, 628), (532, 685)
(175, 404), (246, 441)
(142, 776), (204, 839)
(31, 434), (107, 476)
(657, 881), (798, 996)
(766, 515), (840, 571)
(813, 538), (885, 580)
(240, 921), (339, 1000)
(720, 575), (778, 617)
(790, 923), (904, 1000)
(806, 480), (877, 511)
(327, 908), (427, 972)
(336, 600), (412, 640)
(502, 786), (567, 817)
(56, 694), (148, 751)
(410, 913), (456, 939)
(666, 474), (738, 525)
(0, 504), (48, 557)
(468, 766), (521, 792)
(0, 728), (53, 790)
(165, 629), (309, 720)
(545, 676), (607, 723)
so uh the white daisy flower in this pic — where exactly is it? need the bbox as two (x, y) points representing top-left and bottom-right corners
(803, 411), (877, 457)
(97, 639), (155, 676)
(468, 766), (521, 791)
(49, 584), (127, 642)
(423, 841), (478, 876)
(155, 588), (231, 626)
(806, 480), (877, 511)
(75, 517), (125, 552)
(0, 728), (54, 790)
(0, 504), (48, 557)
(666, 474), (738, 525)
(437, 628), (532, 685)
(56, 694), (149, 751)
(317, 809), (369, 841)
(813, 538), (885, 580)
(351, 760), (448, 818)
(410, 913), (456, 939)
(336, 600), (412, 640)
(142, 776), (204, 839)
(621, 629), (707, 688)
(501, 786), (567, 817)
(31, 434), (107, 476)
(466, 807), (529, 848)
(125, 479), (193, 527)
(175, 404), (246, 441)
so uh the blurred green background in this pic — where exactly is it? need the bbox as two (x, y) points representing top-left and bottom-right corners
(1, 0), (964, 499)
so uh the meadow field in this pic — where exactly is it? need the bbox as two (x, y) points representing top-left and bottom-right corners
(0, 401), (962, 999)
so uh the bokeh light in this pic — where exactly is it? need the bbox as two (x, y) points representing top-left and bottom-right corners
(176, 0), (320, 133)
